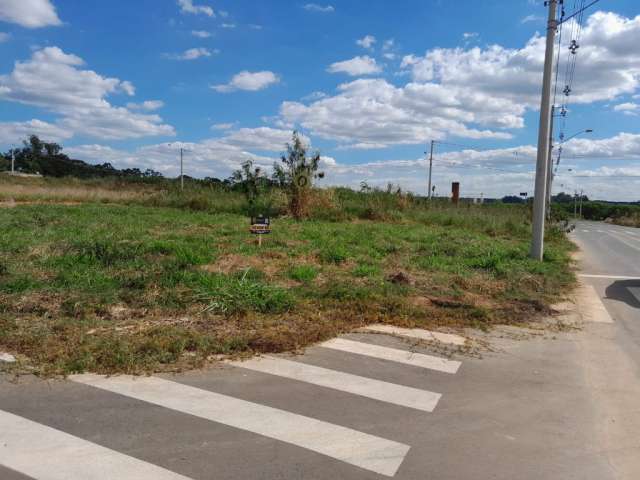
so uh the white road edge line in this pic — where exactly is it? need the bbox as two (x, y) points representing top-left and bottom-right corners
(71, 374), (409, 478)
(320, 338), (461, 374)
(0, 409), (193, 480)
(230, 355), (442, 412)
(363, 324), (466, 346)
(579, 274), (640, 280)
(577, 284), (614, 324)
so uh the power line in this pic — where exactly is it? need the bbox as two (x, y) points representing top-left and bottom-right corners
(559, 0), (603, 24)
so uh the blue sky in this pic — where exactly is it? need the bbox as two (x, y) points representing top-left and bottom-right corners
(1, 0), (640, 200)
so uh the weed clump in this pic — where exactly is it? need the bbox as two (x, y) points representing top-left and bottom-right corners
(197, 270), (295, 314)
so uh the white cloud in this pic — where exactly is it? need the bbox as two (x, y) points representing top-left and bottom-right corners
(0, 47), (175, 140)
(177, 0), (214, 17)
(356, 35), (376, 49)
(167, 47), (215, 60)
(248, 24), (263, 30)
(301, 91), (327, 101)
(282, 11), (640, 150)
(126, 100), (165, 111)
(211, 122), (234, 130)
(281, 78), (514, 148)
(521, 14), (544, 24)
(303, 4), (334, 13)
(220, 127), (309, 151)
(462, 32), (478, 39)
(0, 0), (61, 28)
(221, 23), (236, 29)
(0, 119), (72, 144)
(613, 102), (639, 115)
(191, 30), (211, 38)
(0, 32), (10, 42)
(219, 10), (229, 18)
(402, 12), (640, 107)
(327, 56), (382, 76)
(212, 70), (280, 93)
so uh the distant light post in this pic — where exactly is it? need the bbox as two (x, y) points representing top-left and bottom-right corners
(548, 129), (593, 217)
(167, 143), (188, 191)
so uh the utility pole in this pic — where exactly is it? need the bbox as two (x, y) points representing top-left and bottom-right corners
(579, 189), (584, 218)
(427, 140), (435, 200)
(530, 0), (558, 261)
(545, 105), (555, 220)
(180, 147), (184, 191)
(574, 190), (578, 218)
(11, 148), (15, 175)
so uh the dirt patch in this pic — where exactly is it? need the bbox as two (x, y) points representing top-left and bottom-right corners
(203, 253), (285, 278)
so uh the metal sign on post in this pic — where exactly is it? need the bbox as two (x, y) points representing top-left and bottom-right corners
(250, 215), (272, 246)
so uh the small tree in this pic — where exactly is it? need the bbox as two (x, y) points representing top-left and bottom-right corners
(273, 131), (324, 219)
(232, 160), (271, 217)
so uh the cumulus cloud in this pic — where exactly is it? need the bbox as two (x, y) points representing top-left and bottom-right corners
(613, 102), (639, 115)
(126, 100), (164, 111)
(177, 0), (214, 17)
(0, 46), (175, 140)
(0, 119), (72, 143)
(356, 35), (376, 49)
(166, 47), (216, 61)
(278, 11), (640, 150)
(327, 56), (382, 76)
(402, 12), (640, 107)
(212, 70), (280, 93)
(303, 4), (334, 13)
(281, 78), (514, 149)
(220, 127), (309, 151)
(0, 0), (61, 28)
(191, 30), (211, 38)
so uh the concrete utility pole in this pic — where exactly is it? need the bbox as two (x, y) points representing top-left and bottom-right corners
(530, 0), (558, 261)
(11, 148), (15, 175)
(574, 191), (578, 218)
(579, 189), (584, 218)
(427, 140), (435, 200)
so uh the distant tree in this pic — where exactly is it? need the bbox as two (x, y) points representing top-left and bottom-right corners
(502, 195), (525, 204)
(232, 159), (273, 216)
(273, 131), (324, 219)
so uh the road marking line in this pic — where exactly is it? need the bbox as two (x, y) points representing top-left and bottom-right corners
(0, 409), (192, 480)
(71, 374), (409, 477)
(602, 231), (640, 252)
(581, 230), (590, 233)
(577, 285), (614, 324)
(230, 356), (442, 412)
(579, 274), (640, 280)
(363, 324), (466, 346)
(320, 338), (461, 374)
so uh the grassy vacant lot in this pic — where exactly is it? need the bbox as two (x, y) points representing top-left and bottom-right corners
(0, 177), (575, 376)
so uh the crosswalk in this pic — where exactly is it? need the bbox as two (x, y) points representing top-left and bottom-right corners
(0, 327), (465, 479)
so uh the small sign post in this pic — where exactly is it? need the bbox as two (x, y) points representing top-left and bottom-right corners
(250, 215), (271, 246)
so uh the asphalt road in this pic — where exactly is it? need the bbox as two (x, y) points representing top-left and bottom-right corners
(1, 221), (639, 480)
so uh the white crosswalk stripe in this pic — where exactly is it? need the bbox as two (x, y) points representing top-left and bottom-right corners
(321, 338), (461, 374)
(363, 324), (466, 346)
(230, 355), (442, 412)
(0, 409), (192, 480)
(71, 374), (410, 477)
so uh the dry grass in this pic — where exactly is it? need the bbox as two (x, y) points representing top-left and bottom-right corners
(0, 176), (156, 204)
